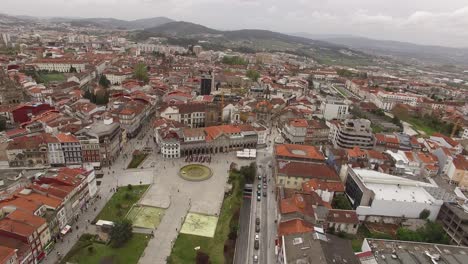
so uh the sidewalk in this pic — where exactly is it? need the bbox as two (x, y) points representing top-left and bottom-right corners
(138, 194), (190, 264)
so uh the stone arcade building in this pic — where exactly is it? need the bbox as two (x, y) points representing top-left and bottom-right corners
(154, 120), (258, 158)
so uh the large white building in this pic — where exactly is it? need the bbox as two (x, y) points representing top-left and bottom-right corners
(33, 59), (87, 73)
(320, 97), (350, 120)
(372, 91), (422, 111)
(345, 168), (444, 222)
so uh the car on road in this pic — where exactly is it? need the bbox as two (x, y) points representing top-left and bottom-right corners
(263, 191), (267, 197)
(257, 189), (261, 196)
(253, 255), (258, 263)
(257, 195), (261, 201)
(254, 240), (259, 250)
(263, 177), (267, 183)
(256, 217), (260, 225)
(257, 183), (261, 189)
(263, 183), (267, 189)
(255, 234), (259, 240)
(257, 175), (262, 180)
(255, 225), (260, 232)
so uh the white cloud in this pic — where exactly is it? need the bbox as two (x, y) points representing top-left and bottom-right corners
(1, 0), (468, 47)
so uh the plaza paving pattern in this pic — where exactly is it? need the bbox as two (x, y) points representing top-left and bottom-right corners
(126, 205), (166, 229)
(180, 213), (218, 238)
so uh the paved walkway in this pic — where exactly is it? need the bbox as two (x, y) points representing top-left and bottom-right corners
(139, 193), (190, 264)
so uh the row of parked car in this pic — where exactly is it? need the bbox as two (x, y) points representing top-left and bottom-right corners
(256, 175), (268, 201)
(253, 216), (261, 262)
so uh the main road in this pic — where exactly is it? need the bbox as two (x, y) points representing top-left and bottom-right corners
(244, 128), (278, 264)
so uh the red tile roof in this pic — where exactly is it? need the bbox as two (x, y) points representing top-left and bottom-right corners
(275, 144), (325, 161)
(347, 146), (366, 158)
(302, 179), (345, 193)
(0, 245), (16, 264)
(56, 133), (78, 143)
(277, 162), (340, 181)
(453, 155), (468, 171)
(0, 196), (43, 214)
(327, 209), (359, 224)
(289, 118), (308, 128)
(7, 210), (46, 229)
(278, 219), (313, 237)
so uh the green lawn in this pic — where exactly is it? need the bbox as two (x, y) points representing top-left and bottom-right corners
(39, 72), (66, 83)
(95, 185), (149, 222)
(127, 154), (148, 169)
(169, 172), (244, 264)
(62, 233), (150, 264)
(406, 117), (436, 135)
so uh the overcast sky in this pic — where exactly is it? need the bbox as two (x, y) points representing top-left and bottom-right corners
(3, 0), (468, 47)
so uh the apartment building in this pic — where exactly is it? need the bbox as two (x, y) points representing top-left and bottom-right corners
(372, 91), (421, 111)
(76, 119), (122, 167)
(160, 103), (207, 128)
(6, 134), (49, 167)
(112, 100), (150, 138)
(320, 97), (350, 120)
(56, 133), (82, 165)
(282, 119), (307, 144)
(331, 119), (375, 149)
(437, 202), (468, 246)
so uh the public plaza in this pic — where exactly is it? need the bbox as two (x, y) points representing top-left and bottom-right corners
(132, 151), (252, 263)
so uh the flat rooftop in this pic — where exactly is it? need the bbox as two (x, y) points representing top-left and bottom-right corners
(362, 238), (468, 264)
(283, 232), (358, 264)
(353, 169), (439, 203)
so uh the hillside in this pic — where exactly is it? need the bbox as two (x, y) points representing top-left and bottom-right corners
(308, 35), (468, 66)
(68, 17), (174, 30)
(139, 21), (374, 66)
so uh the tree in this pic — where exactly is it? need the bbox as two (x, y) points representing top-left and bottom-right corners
(419, 209), (430, 219)
(87, 246), (94, 255)
(239, 162), (256, 184)
(134, 63), (149, 83)
(332, 194), (353, 210)
(246, 69), (260, 82)
(99, 75), (111, 88)
(195, 251), (210, 264)
(94, 89), (109, 105)
(396, 221), (449, 244)
(110, 219), (133, 248)
(307, 75), (315, 89)
(69, 66), (77, 73)
(0, 117), (6, 132)
(222, 56), (248, 65)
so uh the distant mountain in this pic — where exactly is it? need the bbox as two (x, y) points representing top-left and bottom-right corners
(0, 13), (35, 25)
(145, 21), (221, 36)
(144, 21), (342, 47)
(296, 34), (468, 66)
(140, 21), (374, 66)
(128, 17), (175, 30)
(67, 17), (173, 30)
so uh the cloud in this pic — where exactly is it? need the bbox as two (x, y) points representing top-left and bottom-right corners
(1, 0), (468, 47)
